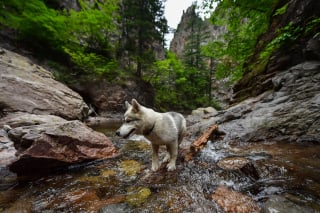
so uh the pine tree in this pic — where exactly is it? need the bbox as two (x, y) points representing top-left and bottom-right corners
(120, 0), (168, 77)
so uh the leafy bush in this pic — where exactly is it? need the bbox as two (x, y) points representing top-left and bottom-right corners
(0, 0), (119, 79)
(148, 51), (220, 111)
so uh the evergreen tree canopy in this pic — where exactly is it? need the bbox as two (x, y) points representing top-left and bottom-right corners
(120, 0), (168, 77)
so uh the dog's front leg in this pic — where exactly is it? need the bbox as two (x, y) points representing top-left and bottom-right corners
(166, 142), (178, 171)
(151, 144), (160, 171)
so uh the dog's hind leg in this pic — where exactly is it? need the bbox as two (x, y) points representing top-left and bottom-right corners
(151, 144), (160, 171)
(166, 142), (178, 171)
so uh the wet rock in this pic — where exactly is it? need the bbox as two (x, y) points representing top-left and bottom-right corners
(217, 157), (250, 170)
(7, 120), (118, 175)
(217, 157), (260, 181)
(211, 185), (260, 213)
(0, 166), (17, 191)
(262, 195), (314, 213)
(0, 47), (88, 120)
(99, 203), (129, 213)
(46, 187), (125, 212)
(139, 168), (178, 185)
(144, 187), (197, 212)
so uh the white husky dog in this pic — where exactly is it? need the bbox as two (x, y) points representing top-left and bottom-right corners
(116, 99), (186, 171)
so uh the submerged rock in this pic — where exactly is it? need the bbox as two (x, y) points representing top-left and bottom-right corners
(7, 120), (118, 175)
(119, 160), (141, 176)
(212, 185), (260, 213)
(125, 186), (151, 207)
(262, 195), (314, 213)
(217, 157), (250, 170)
(217, 157), (260, 180)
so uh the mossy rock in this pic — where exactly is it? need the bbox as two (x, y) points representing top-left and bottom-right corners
(101, 169), (117, 178)
(125, 186), (151, 207)
(119, 160), (141, 176)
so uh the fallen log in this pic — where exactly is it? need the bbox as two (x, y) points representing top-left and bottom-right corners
(184, 124), (219, 161)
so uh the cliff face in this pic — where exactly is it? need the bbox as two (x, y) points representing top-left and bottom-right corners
(170, 5), (226, 60)
(169, 5), (230, 107)
(233, 0), (320, 102)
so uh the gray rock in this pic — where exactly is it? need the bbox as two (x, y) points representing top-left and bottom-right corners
(0, 112), (66, 128)
(0, 48), (88, 120)
(188, 61), (320, 144)
(262, 195), (314, 213)
(191, 107), (218, 117)
(0, 128), (17, 166)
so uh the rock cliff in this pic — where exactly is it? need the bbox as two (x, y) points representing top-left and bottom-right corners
(170, 5), (226, 60)
(233, 0), (320, 103)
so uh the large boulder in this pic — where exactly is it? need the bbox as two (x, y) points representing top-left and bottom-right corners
(0, 112), (67, 128)
(0, 47), (88, 120)
(7, 120), (118, 175)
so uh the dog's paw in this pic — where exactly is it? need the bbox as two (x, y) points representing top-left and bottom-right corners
(166, 163), (176, 171)
(151, 162), (160, 171)
(162, 154), (170, 163)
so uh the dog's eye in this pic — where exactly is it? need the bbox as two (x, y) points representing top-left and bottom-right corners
(125, 118), (138, 123)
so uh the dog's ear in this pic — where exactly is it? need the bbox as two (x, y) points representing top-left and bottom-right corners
(131, 99), (140, 113)
(125, 101), (131, 109)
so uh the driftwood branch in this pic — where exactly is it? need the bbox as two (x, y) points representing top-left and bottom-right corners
(184, 124), (218, 161)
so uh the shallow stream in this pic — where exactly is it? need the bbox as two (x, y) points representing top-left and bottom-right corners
(0, 122), (320, 212)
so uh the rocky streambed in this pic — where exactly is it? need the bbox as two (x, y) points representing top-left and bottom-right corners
(0, 46), (320, 212)
(1, 119), (319, 212)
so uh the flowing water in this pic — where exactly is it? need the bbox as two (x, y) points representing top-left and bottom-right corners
(0, 122), (320, 212)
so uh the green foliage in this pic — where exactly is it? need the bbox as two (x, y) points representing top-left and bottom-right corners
(148, 51), (218, 111)
(273, 3), (288, 16)
(0, 0), (119, 80)
(305, 18), (320, 36)
(259, 22), (304, 61)
(201, 0), (277, 83)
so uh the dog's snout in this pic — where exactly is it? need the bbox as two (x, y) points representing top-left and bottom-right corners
(115, 130), (120, 136)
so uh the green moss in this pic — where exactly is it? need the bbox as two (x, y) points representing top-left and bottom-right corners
(119, 160), (141, 176)
(125, 186), (151, 207)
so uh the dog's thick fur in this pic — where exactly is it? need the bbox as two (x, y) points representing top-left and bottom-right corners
(116, 99), (186, 171)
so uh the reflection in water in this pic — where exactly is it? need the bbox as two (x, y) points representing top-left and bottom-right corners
(0, 123), (320, 212)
